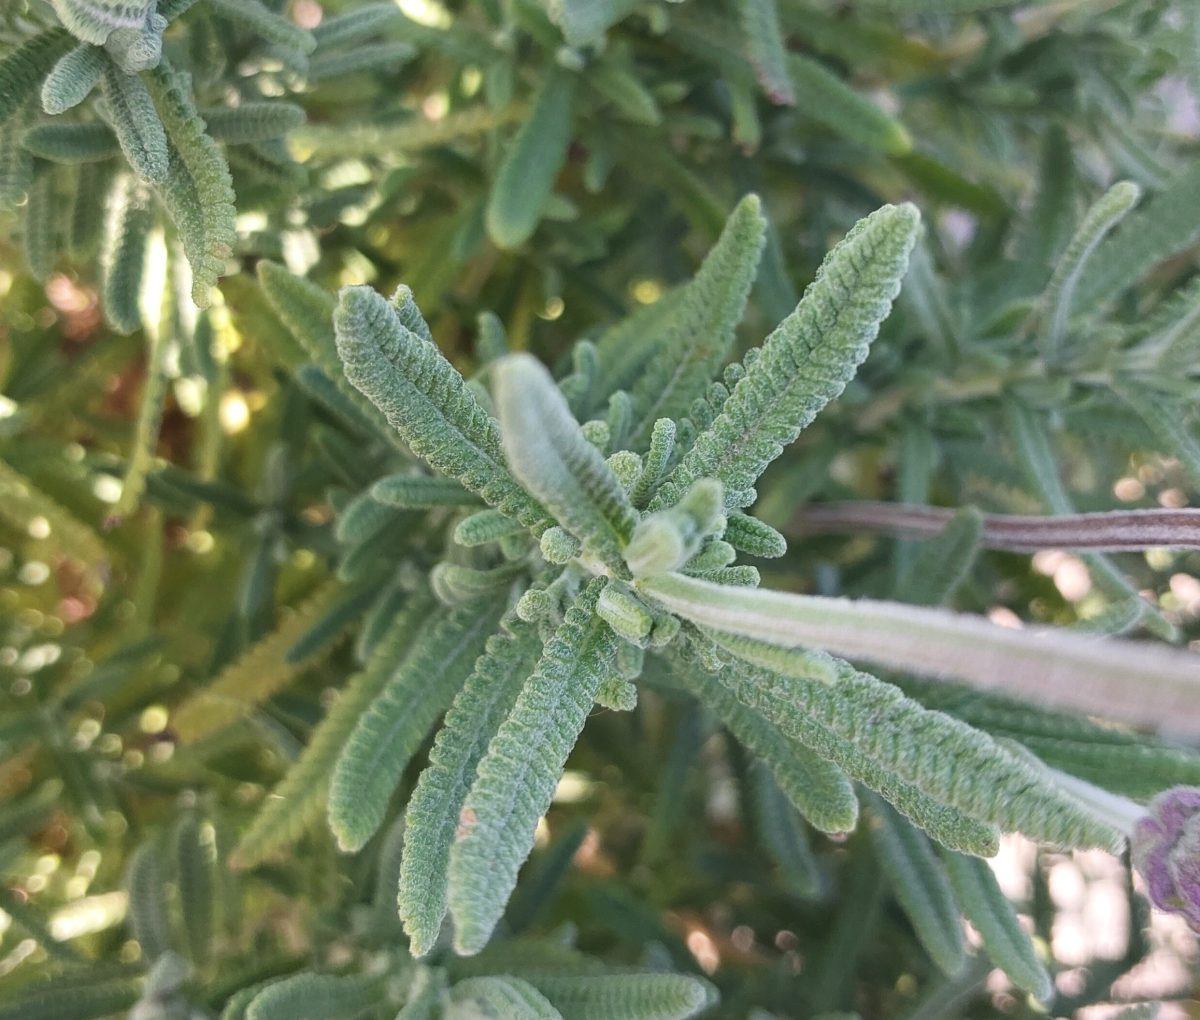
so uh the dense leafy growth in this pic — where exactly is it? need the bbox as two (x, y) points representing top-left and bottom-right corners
(2, 1), (1199, 1018)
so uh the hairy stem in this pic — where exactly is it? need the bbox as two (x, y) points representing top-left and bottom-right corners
(790, 501), (1200, 552)
(639, 573), (1200, 734)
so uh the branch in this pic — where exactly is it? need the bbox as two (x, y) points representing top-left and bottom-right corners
(790, 501), (1200, 552)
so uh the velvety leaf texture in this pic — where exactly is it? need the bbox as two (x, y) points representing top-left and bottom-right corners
(652, 203), (920, 511)
(334, 285), (555, 533)
(448, 579), (618, 954)
(328, 598), (504, 851)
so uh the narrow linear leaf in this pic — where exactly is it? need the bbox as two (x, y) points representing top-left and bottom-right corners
(486, 67), (576, 249)
(100, 172), (153, 333)
(125, 841), (171, 960)
(207, 0), (316, 55)
(710, 650), (1120, 851)
(445, 976), (561, 1020)
(865, 791), (966, 977)
(627, 193), (767, 448)
(448, 579), (618, 954)
(328, 599), (504, 852)
(941, 849), (1053, 1002)
(399, 619), (543, 955)
(41, 42), (106, 113)
(495, 353), (637, 568)
(201, 102), (305, 144)
(901, 507), (982, 606)
(788, 54), (912, 155)
(652, 203), (920, 511)
(672, 660), (858, 833)
(1039, 180), (1139, 363)
(334, 284), (554, 532)
(0, 456), (107, 566)
(1076, 161), (1200, 310)
(100, 59), (169, 183)
(21, 165), (59, 282)
(245, 973), (383, 1020)
(311, 3), (400, 48)
(173, 811), (214, 966)
(232, 594), (434, 869)
(0, 975), (141, 1020)
(741, 0), (794, 104)
(145, 59), (237, 306)
(748, 760), (823, 898)
(530, 973), (717, 1020)
(173, 579), (348, 742)
(0, 29), (73, 125)
(308, 41), (415, 81)
(23, 122), (119, 163)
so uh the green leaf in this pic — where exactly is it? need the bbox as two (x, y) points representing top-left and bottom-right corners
(486, 66), (576, 249)
(311, 3), (400, 48)
(232, 593), (434, 869)
(0, 29), (73, 126)
(652, 203), (920, 512)
(865, 791), (966, 977)
(49, 0), (155, 45)
(172, 579), (348, 741)
(627, 194), (766, 448)
(741, 0), (794, 104)
(23, 122), (118, 163)
(1004, 399), (1175, 640)
(0, 456), (107, 567)
(787, 54), (911, 155)
(41, 43), (106, 114)
(308, 41), (416, 81)
(1038, 180), (1139, 364)
(399, 618), (543, 955)
(328, 598), (504, 851)
(1076, 161), (1200, 310)
(145, 59), (236, 306)
(207, 0), (316, 55)
(21, 164), (59, 283)
(125, 840), (171, 960)
(709, 651), (1120, 851)
(901, 507), (982, 606)
(748, 761), (822, 898)
(100, 172), (153, 334)
(99, 59), (169, 183)
(373, 472), (479, 508)
(245, 973), (383, 1020)
(201, 102), (305, 144)
(334, 284), (554, 532)
(494, 353), (638, 569)
(544, 0), (637, 47)
(445, 976), (562, 1020)
(448, 578), (618, 954)
(941, 849), (1052, 1002)
(530, 973), (717, 1020)
(0, 975), (141, 1020)
(672, 659), (858, 834)
(172, 811), (214, 966)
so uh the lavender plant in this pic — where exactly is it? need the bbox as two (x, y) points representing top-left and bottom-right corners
(3, 2), (1200, 1019)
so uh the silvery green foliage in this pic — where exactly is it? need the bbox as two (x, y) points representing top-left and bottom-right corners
(10, 8), (1200, 1013)
(649, 203), (921, 512)
(226, 189), (1200, 985)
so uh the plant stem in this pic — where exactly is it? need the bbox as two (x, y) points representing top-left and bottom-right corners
(638, 572), (1200, 734)
(790, 502), (1200, 552)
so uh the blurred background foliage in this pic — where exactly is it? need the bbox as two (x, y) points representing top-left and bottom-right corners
(1, 0), (1200, 1017)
